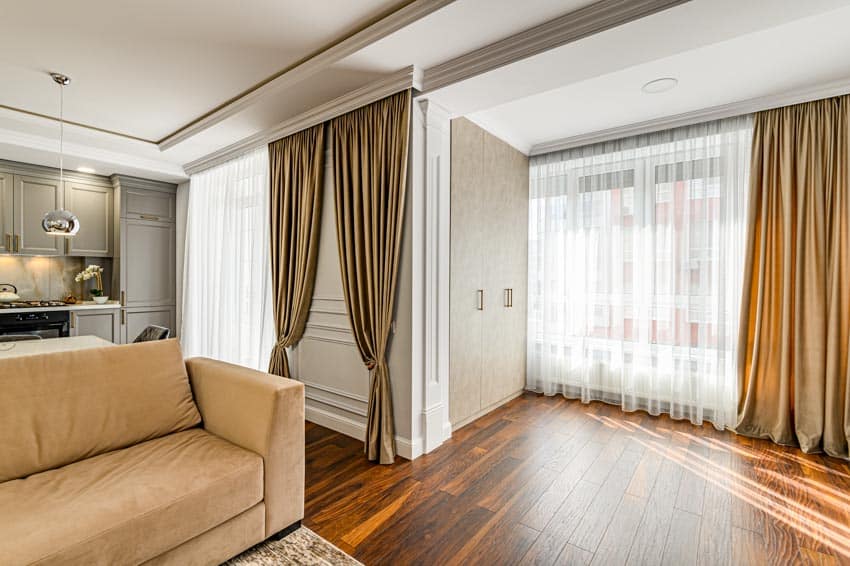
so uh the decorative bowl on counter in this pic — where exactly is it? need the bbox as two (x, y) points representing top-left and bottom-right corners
(92, 295), (110, 304)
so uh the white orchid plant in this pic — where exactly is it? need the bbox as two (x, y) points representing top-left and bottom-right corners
(75, 265), (105, 296)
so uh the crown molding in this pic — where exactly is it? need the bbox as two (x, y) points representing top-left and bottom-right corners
(183, 65), (419, 175)
(0, 125), (186, 181)
(158, 0), (452, 151)
(529, 77), (850, 156)
(421, 0), (689, 93)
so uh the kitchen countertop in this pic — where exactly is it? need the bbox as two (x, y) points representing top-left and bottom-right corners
(0, 301), (121, 314)
(0, 335), (114, 358)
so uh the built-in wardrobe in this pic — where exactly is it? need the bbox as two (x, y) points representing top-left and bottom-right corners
(449, 118), (528, 429)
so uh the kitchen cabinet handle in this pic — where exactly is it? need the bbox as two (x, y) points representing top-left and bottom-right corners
(120, 310), (126, 325)
(14, 235), (20, 253)
(504, 288), (514, 308)
(120, 291), (126, 306)
(140, 214), (160, 221)
(477, 289), (484, 311)
(70, 312), (76, 329)
(4, 234), (10, 251)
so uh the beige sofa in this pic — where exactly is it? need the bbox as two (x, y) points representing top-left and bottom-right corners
(0, 339), (305, 565)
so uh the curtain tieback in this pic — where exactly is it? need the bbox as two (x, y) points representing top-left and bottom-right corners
(366, 360), (377, 370)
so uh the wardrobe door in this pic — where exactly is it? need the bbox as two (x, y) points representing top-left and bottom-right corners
(481, 136), (528, 409)
(449, 119), (484, 426)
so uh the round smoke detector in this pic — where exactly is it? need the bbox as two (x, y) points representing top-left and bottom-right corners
(642, 77), (678, 94)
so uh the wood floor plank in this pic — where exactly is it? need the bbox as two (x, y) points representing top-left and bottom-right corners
(590, 493), (647, 566)
(303, 393), (850, 565)
(568, 448), (642, 552)
(660, 508), (701, 566)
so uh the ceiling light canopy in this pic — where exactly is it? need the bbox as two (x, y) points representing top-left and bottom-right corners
(641, 77), (678, 94)
(43, 72), (80, 237)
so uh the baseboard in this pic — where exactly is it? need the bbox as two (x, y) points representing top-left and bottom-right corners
(451, 389), (525, 431)
(305, 402), (420, 461)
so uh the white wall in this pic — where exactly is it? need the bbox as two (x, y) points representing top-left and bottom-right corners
(289, 142), (415, 457)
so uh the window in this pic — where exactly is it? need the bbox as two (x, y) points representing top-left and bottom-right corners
(181, 148), (275, 370)
(527, 117), (752, 429)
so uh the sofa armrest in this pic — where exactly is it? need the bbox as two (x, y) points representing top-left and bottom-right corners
(185, 357), (304, 537)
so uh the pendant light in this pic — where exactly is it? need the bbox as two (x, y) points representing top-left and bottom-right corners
(42, 72), (80, 237)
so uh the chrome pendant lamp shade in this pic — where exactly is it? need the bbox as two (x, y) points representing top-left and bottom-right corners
(42, 72), (80, 237)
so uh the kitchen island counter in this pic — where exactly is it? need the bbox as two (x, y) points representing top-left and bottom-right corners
(0, 335), (114, 359)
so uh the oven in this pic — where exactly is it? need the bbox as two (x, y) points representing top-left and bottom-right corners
(0, 311), (70, 341)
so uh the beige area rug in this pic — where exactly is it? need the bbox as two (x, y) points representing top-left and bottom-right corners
(225, 527), (363, 566)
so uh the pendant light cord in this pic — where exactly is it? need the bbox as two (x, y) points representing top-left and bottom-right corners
(59, 83), (64, 187)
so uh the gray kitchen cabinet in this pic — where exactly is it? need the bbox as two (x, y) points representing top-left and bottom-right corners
(121, 185), (176, 222)
(65, 181), (113, 257)
(0, 170), (12, 254)
(111, 175), (178, 345)
(13, 174), (64, 256)
(122, 306), (175, 344)
(70, 309), (120, 343)
(119, 219), (175, 307)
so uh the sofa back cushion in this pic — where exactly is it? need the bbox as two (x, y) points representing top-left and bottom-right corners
(0, 339), (201, 482)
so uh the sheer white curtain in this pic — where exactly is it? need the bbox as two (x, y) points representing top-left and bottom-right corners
(527, 117), (752, 429)
(181, 147), (275, 370)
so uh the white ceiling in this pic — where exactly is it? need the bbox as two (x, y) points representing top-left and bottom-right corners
(2, 0), (850, 181)
(432, 0), (850, 153)
(0, 0), (407, 142)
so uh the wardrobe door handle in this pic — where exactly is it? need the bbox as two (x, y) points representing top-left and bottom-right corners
(70, 312), (76, 329)
(4, 234), (10, 252)
(477, 289), (484, 311)
(504, 288), (513, 308)
(14, 235), (20, 253)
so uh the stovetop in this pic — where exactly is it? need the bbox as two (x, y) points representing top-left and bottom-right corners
(0, 301), (71, 309)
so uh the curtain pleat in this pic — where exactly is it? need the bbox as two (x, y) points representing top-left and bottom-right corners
(267, 124), (326, 377)
(737, 95), (850, 460)
(330, 90), (411, 464)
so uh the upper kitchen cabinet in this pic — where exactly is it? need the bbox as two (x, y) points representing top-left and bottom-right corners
(64, 180), (113, 257)
(0, 171), (12, 254)
(14, 175), (64, 256)
(117, 178), (176, 222)
(0, 161), (114, 257)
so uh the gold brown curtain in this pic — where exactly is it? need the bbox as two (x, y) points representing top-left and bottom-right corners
(330, 90), (411, 464)
(267, 123), (326, 378)
(737, 95), (850, 459)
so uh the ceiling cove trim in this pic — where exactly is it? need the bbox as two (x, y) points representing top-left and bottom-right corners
(159, 0), (453, 151)
(529, 77), (850, 156)
(421, 0), (689, 93)
(183, 66), (420, 175)
(0, 126), (186, 180)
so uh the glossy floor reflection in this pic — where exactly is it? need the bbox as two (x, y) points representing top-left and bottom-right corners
(304, 392), (850, 565)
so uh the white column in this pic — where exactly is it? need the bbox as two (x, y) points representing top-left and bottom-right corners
(411, 97), (452, 456)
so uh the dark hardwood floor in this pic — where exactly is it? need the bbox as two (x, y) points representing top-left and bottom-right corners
(304, 392), (850, 565)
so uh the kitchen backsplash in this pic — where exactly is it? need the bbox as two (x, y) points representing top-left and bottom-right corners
(0, 256), (113, 300)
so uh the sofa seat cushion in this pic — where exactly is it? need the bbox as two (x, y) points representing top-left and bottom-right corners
(0, 429), (264, 566)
